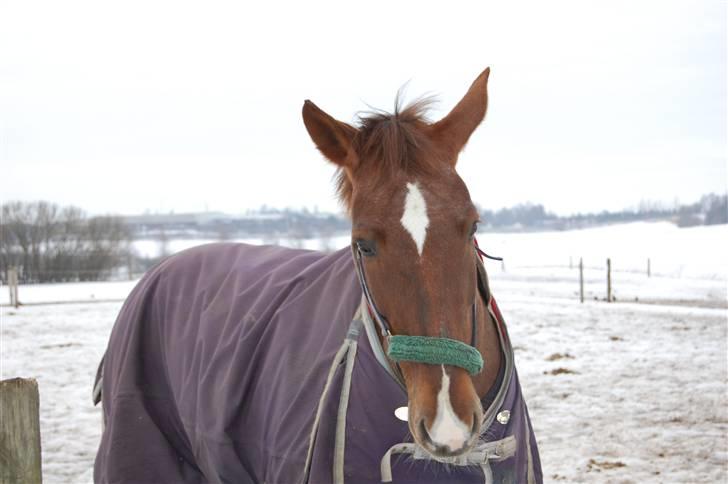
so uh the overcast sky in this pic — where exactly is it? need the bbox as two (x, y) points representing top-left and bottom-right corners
(2, 1), (726, 216)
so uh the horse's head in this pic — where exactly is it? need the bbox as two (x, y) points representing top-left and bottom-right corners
(302, 68), (491, 458)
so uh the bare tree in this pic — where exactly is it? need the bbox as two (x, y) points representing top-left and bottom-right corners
(0, 201), (130, 283)
(79, 216), (130, 281)
(45, 206), (85, 281)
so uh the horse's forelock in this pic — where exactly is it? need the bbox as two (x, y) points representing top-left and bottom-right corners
(335, 96), (441, 211)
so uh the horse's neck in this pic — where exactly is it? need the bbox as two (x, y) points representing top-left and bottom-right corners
(472, 296), (503, 400)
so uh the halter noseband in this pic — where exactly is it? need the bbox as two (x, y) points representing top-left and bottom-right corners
(352, 242), (486, 376)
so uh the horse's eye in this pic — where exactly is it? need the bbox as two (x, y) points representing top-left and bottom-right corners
(356, 239), (377, 257)
(469, 221), (479, 238)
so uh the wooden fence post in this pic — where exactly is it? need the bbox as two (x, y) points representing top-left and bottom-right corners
(647, 258), (651, 278)
(579, 258), (584, 303)
(6, 269), (11, 307)
(0, 378), (42, 484)
(8, 268), (19, 309)
(606, 258), (612, 302)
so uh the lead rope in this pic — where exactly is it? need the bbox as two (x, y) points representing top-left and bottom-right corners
(481, 460), (494, 484)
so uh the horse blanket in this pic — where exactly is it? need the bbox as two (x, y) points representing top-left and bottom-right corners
(94, 243), (542, 483)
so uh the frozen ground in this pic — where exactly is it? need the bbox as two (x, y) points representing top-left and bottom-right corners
(1, 222), (726, 482)
(499, 294), (727, 482)
(1, 301), (119, 482)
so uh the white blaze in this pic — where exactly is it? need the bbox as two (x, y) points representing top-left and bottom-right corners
(400, 182), (429, 256)
(428, 365), (471, 451)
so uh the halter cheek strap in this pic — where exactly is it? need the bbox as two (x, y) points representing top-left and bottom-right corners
(351, 242), (487, 375)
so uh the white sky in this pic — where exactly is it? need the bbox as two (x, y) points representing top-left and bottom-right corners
(1, 1), (726, 216)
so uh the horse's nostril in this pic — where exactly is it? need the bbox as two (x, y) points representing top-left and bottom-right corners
(419, 418), (451, 454)
(419, 418), (433, 446)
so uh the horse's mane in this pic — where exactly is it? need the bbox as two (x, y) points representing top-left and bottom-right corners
(336, 95), (440, 209)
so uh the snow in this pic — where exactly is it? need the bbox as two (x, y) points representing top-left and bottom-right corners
(128, 221), (728, 279)
(498, 294), (726, 482)
(1, 302), (121, 482)
(1, 222), (726, 482)
(477, 221), (728, 280)
(0, 280), (137, 305)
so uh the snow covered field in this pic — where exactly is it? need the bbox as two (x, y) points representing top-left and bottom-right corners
(129, 221), (728, 281)
(1, 222), (726, 482)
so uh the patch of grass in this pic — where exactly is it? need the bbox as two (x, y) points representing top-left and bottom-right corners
(39, 342), (81, 349)
(586, 459), (627, 471)
(543, 367), (578, 375)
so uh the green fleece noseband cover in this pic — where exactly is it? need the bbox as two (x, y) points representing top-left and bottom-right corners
(387, 335), (484, 375)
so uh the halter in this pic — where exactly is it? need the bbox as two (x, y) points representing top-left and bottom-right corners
(352, 241), (493, 376)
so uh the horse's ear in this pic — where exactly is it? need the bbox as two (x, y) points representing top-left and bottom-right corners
(431, 67), (490, 164)
(302, 100), (358, 169)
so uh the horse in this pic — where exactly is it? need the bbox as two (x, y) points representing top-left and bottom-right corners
(93, 67), (542, 484)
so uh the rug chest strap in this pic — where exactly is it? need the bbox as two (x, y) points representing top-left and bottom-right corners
(380, 435), (517, 484)
(301, 317), (361, 484)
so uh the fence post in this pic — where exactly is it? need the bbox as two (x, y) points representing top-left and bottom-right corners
(579, 257), (584, 303)
(606, 258), (612, 302)
(13, 269), (19, 308)
(6, 269), (11, 307)
(8, 268), (19, 309)
(647, 258), (651, 278)
(0, 378), (42, 484)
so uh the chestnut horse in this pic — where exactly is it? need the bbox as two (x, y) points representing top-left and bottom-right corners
(94, 68), (542, 483)
(303, 68), (502, 455)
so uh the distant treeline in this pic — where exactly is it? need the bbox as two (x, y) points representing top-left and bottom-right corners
(123, 193), (727, 242)
(2, 193), (725, 284)
(479, 193), (727, 230)
(1, 201), (129, 283)
(125, 207), (349, 241)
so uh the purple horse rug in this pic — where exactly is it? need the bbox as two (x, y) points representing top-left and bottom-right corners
(94, 243), (542, 483)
